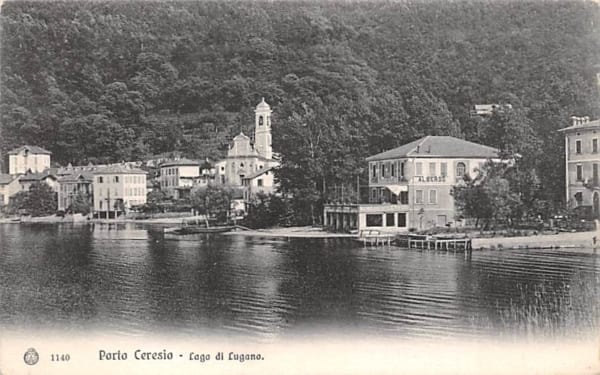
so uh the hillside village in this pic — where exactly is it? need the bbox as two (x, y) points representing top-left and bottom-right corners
(0, 99), (279, 221)
(0, 1), (599, 233)
(2, 97), (599, 234)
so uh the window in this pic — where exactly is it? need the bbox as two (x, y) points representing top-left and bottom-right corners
(259, 116), (264, 126)
(416, 162), (423, 176)
(400, 191), (409, 205)
(429, 162), (436, 176)
(257, 179), (263, 187)
(98, 176), (103, 183)
(114, 176), (119, 183)
(372, 165), (377, 179)
(577, 164), (583, 181)
(593, 139), (598, 153)
(240, 163), (244, 167)
(366, 214), (383, 227)
(440, 163), (447, 177)
(429, 189), (437, 204)
(415, 190), (424, 204)
(400, 162), (405, 177)
(397, 213), (407, 227)
(99, 201), (103, 209)
(385, 213), (395, 227)
(381, 164), (385, 178)
(576, 140), (582, 154)
(456, 162), (466, 178)
(391, 163), (396, 177)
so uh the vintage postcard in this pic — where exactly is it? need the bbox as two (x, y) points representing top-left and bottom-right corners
(0, 0), (599, 374)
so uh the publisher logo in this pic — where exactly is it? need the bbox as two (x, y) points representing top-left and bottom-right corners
(23, 348), (39, 366)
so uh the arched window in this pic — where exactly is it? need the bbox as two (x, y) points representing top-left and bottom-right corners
(456, 162), (466, 177)
(259, 116), (264, 126)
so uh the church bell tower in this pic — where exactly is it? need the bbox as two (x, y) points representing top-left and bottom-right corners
(254, 98), (272, 159)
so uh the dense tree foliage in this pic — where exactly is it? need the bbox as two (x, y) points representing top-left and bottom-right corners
(244, 192), (292, 228)
(68, 190), (92, 215)
(452, 161), (546, 229)
(1, 1), (599, 221)
(189, 184), (233, 223)
(20, 182), (57, 217)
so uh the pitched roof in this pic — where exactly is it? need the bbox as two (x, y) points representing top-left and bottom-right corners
(0, 174), (18, 185)
(57, 172), (94, 183)
(558, 118), (600, 132)
(7, 145), (52, 155)
(366, 136), (500, 161)
(243, 166), (274, 180)
(93, 165), (147, 175)
(19, 172), (57, 182)
(159, 158), (199, 168)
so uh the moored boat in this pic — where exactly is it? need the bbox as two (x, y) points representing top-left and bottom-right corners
(164, 225), (235, 235)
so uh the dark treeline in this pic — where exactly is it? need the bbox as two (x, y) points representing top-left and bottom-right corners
(1, 1), (599, 220)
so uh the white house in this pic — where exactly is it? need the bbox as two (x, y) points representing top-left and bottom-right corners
(92, 165), (147, 218)
(8, 145), (52, 175)
(558, 116), (600, 217)
(324, 136), (501, 233)
(159, 159), (201, 199)
(0, 174), (20, 206)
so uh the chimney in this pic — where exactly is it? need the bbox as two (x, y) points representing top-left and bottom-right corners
(571, 116), (578, 126)
(416, 145), (420, 153)
(584, 116), (590, 123)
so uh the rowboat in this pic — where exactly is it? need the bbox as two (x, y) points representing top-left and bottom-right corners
(164, 225), (235, 235)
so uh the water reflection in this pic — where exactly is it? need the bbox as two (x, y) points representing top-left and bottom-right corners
(0, 224), (598, 340)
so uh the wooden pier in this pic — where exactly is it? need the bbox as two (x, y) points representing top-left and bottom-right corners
(356, 230), (395, 246)
(396, 234), (473, 254)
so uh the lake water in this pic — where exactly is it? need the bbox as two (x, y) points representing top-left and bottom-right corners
(1, 223), (599, 341)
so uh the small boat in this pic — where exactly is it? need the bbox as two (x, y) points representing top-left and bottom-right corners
(164, 225), (235, 235)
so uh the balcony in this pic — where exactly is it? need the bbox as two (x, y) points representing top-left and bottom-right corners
(325, 185), (409, 206)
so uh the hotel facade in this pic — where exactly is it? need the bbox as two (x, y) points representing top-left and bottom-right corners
(324, 136), (500, 233)
(558, 116), (600, 217)
(92, 165), (147, 218)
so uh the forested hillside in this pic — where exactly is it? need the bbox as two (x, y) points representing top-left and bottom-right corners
(1, 1), (599, 213)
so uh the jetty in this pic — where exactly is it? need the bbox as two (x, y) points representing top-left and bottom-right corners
(356, 230), (395, 246)
(396, 234), (472, 252)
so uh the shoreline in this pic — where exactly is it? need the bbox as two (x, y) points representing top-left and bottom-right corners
(2, 216), (599, 254)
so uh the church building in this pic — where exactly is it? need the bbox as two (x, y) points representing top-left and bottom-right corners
(215, 98), (280, 198)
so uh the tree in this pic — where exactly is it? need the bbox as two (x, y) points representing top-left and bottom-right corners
(6, 191), (27, 215)
(188, 184), (233, 223)
(22, 182), (57, 217)
(452, 161), (521, 230)
(68, 191), (92, 215)
(143, 189), (169, 214)
(245, 192), (291, 228)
